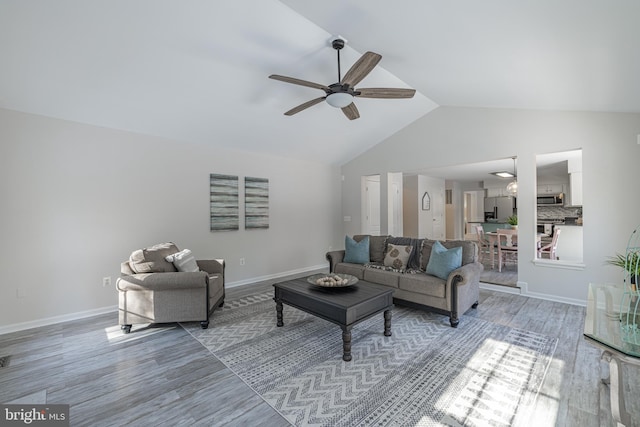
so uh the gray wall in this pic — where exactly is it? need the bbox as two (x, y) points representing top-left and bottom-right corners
(0, 108), (343, 329)
(340, 106), (640, 304)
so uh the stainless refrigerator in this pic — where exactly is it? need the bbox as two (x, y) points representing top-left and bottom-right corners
(484, 196), (516, 222)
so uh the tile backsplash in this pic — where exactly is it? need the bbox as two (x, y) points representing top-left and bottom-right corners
(537, 206), (582, 220)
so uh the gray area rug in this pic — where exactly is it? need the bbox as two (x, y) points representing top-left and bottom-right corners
(183, 292), (557, 427)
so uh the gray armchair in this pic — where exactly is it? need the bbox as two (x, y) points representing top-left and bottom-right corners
(116, 243), (225, 333)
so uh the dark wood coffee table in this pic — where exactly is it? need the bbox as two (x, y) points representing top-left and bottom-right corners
(273, 277), (393, 361)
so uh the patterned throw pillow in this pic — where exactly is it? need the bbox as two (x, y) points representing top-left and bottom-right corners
(165, 249), (199, 272)
(383, 243), (413, 270)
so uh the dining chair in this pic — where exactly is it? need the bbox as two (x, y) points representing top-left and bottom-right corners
(497, 228), (518, 272)
(538, 228), (562, 260)
(474, 225), (491, 263)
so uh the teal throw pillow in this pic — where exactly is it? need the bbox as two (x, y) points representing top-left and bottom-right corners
(344, 235), (370, 264)
(426, 240), (462, 280)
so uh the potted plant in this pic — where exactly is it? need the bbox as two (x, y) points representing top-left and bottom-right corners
(507, 215), (518, 229)
(606, 250), (640, 287)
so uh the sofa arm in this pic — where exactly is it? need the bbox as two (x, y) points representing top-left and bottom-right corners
(326, 250), (345, 273)
(447, 261), (484, 287)
(197, 259), (225, 277)
(116, 271), (209, 292)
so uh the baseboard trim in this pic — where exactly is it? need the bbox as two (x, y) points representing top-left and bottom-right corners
(519, 281), (586, 306)
(481, 280), (586, 306)
(225, 264), (327, 288)
(480, 282), (522, 295)
(0, 265), (329, 336)
(0, 305), (117, 335)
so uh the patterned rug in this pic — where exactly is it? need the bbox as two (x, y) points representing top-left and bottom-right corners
(182, 292), (557, 427)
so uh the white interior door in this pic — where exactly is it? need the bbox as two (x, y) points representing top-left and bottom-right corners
(390, 182), (401, 236)
(363, 175), (381, 235)
(431, 188), (445, 240)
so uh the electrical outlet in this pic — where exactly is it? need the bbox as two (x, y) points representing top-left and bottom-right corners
(16, 288), (28, 299)
(239, 258), (245, 266)
(103, 276), (111, 287)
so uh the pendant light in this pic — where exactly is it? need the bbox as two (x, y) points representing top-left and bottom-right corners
(506, 157), (517, 195)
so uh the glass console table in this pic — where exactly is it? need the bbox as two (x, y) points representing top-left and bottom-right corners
(584, 283), (640, 427)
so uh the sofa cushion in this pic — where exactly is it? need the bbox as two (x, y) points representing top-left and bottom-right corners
(344, 235), (370, 264)
(334, 263), (366, 280)
(363, 267), (402, 288)
(354, 234), (388, 263)
(383, 243), (412, 270)
(398, 273), (446, 299)
(420, 239), (477, 270)
(129, 242), (179, 273)
(165, 249), (199, 273)
(426, 241), (462, 280)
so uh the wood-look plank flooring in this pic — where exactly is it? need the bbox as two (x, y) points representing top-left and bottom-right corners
(1, 274), (638, 426)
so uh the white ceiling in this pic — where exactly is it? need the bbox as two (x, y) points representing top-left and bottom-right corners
(1, 1), (639, 166)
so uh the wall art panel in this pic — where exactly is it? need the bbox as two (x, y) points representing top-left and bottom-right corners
(210, 174), (239, 231)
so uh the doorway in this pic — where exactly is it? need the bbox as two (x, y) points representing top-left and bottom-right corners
(362, 175), (381, 235)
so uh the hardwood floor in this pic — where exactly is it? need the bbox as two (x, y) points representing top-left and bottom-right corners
(1, 276), (638, 426)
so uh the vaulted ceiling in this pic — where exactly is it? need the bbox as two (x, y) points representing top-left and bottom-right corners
(1, 1), (639, 165)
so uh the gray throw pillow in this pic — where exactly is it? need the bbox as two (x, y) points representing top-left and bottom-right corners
(129, 242), (179, 273)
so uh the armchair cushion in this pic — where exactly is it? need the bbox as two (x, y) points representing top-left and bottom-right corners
(129, 242), (179, 273)
(166, 249), (199, 272)
(116, 271), (209, 291)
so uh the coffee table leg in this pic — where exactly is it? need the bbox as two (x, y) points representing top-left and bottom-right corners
(276, 300), (283, 327)
(342, 327), (352, 362)
(384, 310), (392, 336)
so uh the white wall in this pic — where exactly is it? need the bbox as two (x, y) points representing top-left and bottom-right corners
(0, 108), (343, 328)
(340, 106), (640, 304)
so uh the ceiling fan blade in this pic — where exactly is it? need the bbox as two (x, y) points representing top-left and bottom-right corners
(341, 52), (382, 87)
(284, 96), (326, 116)
(356, 88), (416, 99)
(269, 75), (329, 91)
(341, 103), (360, 120)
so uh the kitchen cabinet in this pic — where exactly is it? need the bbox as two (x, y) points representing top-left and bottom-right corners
(537, 184), (564, 194)
(554, 225), (583, 262)
(565, 156), (583, 207)
(486, 187), (513, 197)
(566, 171), (583, 206)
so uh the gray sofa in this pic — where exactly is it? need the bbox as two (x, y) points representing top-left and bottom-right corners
(116, 243), (225, 333)
(326, 235), (483, 327)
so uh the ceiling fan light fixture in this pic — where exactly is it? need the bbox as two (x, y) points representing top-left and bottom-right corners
(326, 92), (353, 108)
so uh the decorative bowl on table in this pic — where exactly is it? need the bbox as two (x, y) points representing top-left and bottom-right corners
(307, 273), (358, 288)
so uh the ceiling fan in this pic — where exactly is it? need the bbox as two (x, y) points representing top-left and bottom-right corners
(269, 37), (416, 120)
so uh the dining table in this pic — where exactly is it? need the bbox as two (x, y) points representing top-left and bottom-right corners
(485, 230), (543, 269)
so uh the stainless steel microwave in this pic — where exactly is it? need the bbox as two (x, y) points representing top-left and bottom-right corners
(537, 194), (564, 206)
